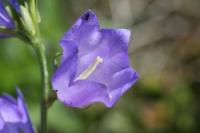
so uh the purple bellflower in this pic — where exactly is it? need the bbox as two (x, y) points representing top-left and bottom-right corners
(0, 1), (15, 37)
(0, 88), (34, 133)
(0, 0), (37, 39)
(52, 10), (139, 108)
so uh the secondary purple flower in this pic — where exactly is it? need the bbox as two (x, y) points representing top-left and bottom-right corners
(52, 10), (139, 108)
(0, 1), (15, 37)
(0, 0), (38, 39)
(0, 88), (34, 133)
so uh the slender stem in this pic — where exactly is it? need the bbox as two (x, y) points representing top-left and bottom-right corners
(33, 39), (50, 133)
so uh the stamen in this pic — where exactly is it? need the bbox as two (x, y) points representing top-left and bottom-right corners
(75, 56), (103, 81)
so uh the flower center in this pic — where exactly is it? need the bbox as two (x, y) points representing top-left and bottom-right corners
(75, 56), (103, 81)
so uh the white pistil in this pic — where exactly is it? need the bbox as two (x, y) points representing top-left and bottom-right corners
(75, 56), (103, 81)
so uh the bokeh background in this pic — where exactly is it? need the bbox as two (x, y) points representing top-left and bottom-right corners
(0, 0), (200, 132)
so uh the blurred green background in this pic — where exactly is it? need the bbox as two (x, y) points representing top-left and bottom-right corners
(0, 0), (200, 132)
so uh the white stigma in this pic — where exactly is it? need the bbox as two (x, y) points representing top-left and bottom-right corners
(75, 56), (103, 81)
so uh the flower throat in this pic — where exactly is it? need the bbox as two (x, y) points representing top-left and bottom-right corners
(75, 56), (103, 81)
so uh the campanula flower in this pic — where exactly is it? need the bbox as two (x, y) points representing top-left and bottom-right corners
(52, 10), (139, 108)
(0, 0), (40, 40)
(0, 1), (15, 37)
(0, 88), (34, 133)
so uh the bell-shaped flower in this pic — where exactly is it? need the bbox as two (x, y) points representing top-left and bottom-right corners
(52, 10), (139, 108)
(0, 88), (34, 133)
(0, 0), (40, 40)
(0, 1), (15, 37)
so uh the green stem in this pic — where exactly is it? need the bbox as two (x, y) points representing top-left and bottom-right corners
(33, 40), (50, 133)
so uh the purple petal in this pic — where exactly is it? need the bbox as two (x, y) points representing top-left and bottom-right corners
(0, 122), (32, 133)
(1, 93), (17, 105)
(0, 97), (21, 123)
(0, 2), (15, 29)
(0, 114), (4, 130)
(52, 41), (78, 91)
(108, 68), (139, 106)
(0, 89), (34, 133)
(62, 10), (99, 43)
(16, 88), (34, 133)
(17, 88), (28, 123)
(56, 80), (110, 108)
(100, 28), (131, 55)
